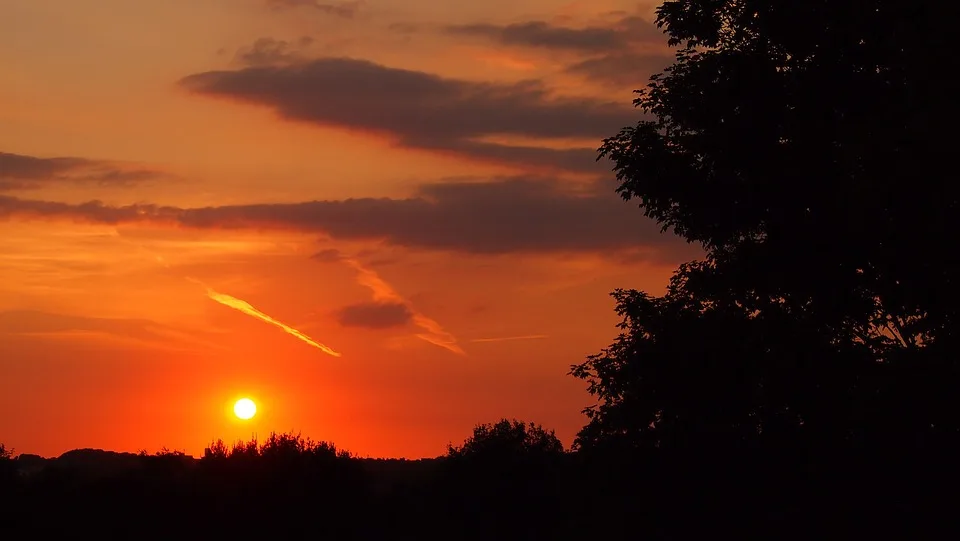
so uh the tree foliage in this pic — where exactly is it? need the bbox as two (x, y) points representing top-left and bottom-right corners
(574, 0), (956, 451)
(447, 419), (564, 459)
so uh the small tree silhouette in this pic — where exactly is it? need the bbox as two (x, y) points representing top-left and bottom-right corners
(0, 443), (17, 486)
(447, 419), (564, 459)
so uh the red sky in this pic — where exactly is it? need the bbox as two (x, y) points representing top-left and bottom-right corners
(0, 0), (696, 458)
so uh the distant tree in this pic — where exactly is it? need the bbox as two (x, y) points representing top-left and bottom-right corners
(230, 437), (260, 460)
(259, 432), (350, 462)
(203, 439), (229, 459)
(574, 0), (955, 451)
(447, 419), (564, 459)
(0, 444), (17, 487)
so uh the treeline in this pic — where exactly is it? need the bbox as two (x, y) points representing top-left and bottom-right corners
(0, 424), (585, 539)
(1, 421), (952, 539)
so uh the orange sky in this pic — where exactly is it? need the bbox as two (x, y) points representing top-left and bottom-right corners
(0, 0), (696, 458)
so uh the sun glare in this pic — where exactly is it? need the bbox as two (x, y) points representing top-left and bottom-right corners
(233, 398), (257, 420)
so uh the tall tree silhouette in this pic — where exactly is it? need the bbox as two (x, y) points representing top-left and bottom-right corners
(573, 0), (956, 452)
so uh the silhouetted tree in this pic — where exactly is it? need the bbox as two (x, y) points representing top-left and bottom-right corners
(446, 419), (564, 459)
(0, 444), (15, 486)
(203, 438), (229, 459)
(440, 421), (568, 539)
(572, 2), (955, 535)
(575, 0), (956, 453)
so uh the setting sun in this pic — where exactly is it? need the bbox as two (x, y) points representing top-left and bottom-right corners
(233, 398), (257, 420)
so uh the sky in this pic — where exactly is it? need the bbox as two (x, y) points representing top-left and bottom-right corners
(0, 0), (698, 458)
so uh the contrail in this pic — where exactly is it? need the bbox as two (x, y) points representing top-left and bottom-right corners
(470, 334), (549, 343)
(111, 230), (341, 356)
(341, 258), (464, 355)
(187, 277), (342, 357)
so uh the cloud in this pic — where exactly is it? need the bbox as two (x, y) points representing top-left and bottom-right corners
(446, 21), (623, 52)
(0, 178), (699, 260)
(438, 16), (672, 91)
(565, 52), (673, 87)
(265, 0), (361, 18)
(311, 248), (344, 262)
(470, 334), (548, 343)
(0, 152), (163, 191)
(233, 37), (314, 67)
(339, 258), (463, 355)
(178, 58), (630, 172)
(0, 310), (222, 351)
(336, 301), (412, 329)
(443, 15), (665, 52)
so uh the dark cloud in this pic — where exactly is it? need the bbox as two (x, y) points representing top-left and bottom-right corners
(565, 52), (673, 87)
(336, 301), (412, 329)
(443, 15), (665, 52)
(311, 248), (344, 262)
(178, 57), (630, 172)
(0, 178), (700, 261)
(615, 16), (669, 43)
(265, 0), (361, 18)
(0, 151), (163, 191)
(234, 37), (314, 67)
(447, 22), (623, 52)
(0, 152), (86, 179)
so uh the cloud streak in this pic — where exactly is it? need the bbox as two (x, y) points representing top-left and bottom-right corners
(187, 278), (341, 357)
(0, 179), (699, 261)
(178, 58), (629, 172)
(443, 16), (665, 52)
(233, 37), (315, 67)
(446, 21), (624, 52)
(439, 16), (672, 90)
(564, 52), (673, 87)
(0, 310), (224, 351)
(0, 151), (164, 191)
(470, 334), (548, 343)
(265, 0), (362, 18)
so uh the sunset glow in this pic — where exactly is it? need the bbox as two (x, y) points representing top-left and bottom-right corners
(0, 0), (689, 458)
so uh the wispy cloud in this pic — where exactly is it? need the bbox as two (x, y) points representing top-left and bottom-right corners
(0, 151), (165, 191)
(0, 178), (700, 262)
(470, 334), (548, 343)
(337, 256), (464, 355)
(443, 15), (665, 52)
(265, 0), (362, 18)
(0, 310), (226, 352)
(233, 37), (315, 67)
(186, 277), (341, 357)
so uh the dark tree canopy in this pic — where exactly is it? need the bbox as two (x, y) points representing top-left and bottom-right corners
(574, 0), (957, 452)
(447, 419), (564, 459)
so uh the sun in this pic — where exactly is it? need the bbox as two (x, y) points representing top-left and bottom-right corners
(233, 398), (257, 420)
